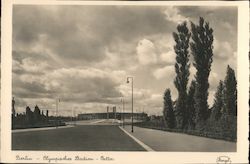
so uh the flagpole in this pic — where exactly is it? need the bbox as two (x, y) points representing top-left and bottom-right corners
(56, 98), (58, 128)
(56, 98), (60, 128)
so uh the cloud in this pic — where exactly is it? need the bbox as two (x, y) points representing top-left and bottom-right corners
(178, 6), (237, 46)
(163, 7), (188, 24)
(13, 57), (50, 74)
(159, 51), (176, 65)
(136, 39), (157, 65)
(187, 65), (197, 87)
(228, 51), (237, 71)
(12, 5), (237, 115)
(13, 67), (122, 104)
(214, 38), (234, 60)
(209, 72), (220, 90)
(13, 5), (173, 115)
(153, 65), (175, 80)
(147, 94), (163, 108)
(13, 5), (172, 67)
(208, 90), (216, 108)
(212, 38), (237, 78)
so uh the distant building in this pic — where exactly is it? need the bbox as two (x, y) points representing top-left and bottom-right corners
(78, 112), (148, 121)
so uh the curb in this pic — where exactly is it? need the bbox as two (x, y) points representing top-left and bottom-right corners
(119, 126), (155, 152)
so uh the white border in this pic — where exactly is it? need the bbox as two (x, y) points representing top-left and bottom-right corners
(1, 1), (249, 163)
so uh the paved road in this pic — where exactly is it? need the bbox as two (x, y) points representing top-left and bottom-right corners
(12, 125), (145, 151)
(12, 119), (236, 152)
(123, 126), (236, 152)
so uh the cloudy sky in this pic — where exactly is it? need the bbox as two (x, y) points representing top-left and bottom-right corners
(12, 5), (237, 116)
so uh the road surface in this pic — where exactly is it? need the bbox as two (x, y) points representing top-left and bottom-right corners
(12, 119), (236, 152)
(123, 126), (236, 152)
(12, 125), (145, 151)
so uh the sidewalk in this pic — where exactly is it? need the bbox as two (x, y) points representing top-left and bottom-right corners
(66, 119), (121, 125)
(122, 125), (236, 152)
(12, 125), (74, 133)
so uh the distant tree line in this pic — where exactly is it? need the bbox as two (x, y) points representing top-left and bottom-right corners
(12, 99), (74, 129)
(12, 100), (50, 129)
(162, 17), (237, 141)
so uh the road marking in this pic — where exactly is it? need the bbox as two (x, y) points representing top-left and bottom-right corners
(12, 125), (74, 133)
(119, 126), (155, 152)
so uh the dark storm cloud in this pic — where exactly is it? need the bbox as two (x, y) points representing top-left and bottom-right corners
(13, 6), (105, 65)
(12, 50), (57, 76)
(13, 5), (173, 66)
(178, 6), (237, 48)
(12, 5), (238, 115)
(176, 6), (237, 75)
(13, 68), (122, 104)
(12, 73), (55, 99)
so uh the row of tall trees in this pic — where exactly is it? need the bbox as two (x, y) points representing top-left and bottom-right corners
(211, 66), (237, 119)
(163, 17), (237, 133)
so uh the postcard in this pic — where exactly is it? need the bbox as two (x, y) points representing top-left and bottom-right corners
(1, 0), (249, 163)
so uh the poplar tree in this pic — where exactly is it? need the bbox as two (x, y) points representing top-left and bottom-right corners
(173, 21), (191, 129)
(211, 80), (224, 120)
(224, 65), (237, 116)
(163, 89), (176, 129)
(190, 17), (214, 125)
(187, 80), (196, 129)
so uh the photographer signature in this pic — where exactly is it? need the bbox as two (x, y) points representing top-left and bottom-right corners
(216, 156), (231, 164)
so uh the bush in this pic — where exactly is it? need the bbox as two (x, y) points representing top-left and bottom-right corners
(135, 116), (236, 142)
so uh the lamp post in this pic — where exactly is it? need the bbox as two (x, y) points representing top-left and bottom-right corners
(122, 98), (125, 128)
(127, 77), (134, 133)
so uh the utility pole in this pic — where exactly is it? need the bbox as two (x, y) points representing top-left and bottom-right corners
(127, 77), (134, 133)
(56, 98), (58, 128)
(122, 98), (125, 128)
(56, 98), (60, 128)
(107, 106), (109, 120)
(74, 109), (76, 126)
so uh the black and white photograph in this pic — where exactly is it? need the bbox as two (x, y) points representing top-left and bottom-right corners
(1, 1), (249, 164)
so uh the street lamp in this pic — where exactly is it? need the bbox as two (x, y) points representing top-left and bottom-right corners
(127, 77), (134, 133)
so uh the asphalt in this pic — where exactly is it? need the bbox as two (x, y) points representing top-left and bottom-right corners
(123, 126), (236, 152)
(12, 119), (236, 152)
(12, 125), (145, 151)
